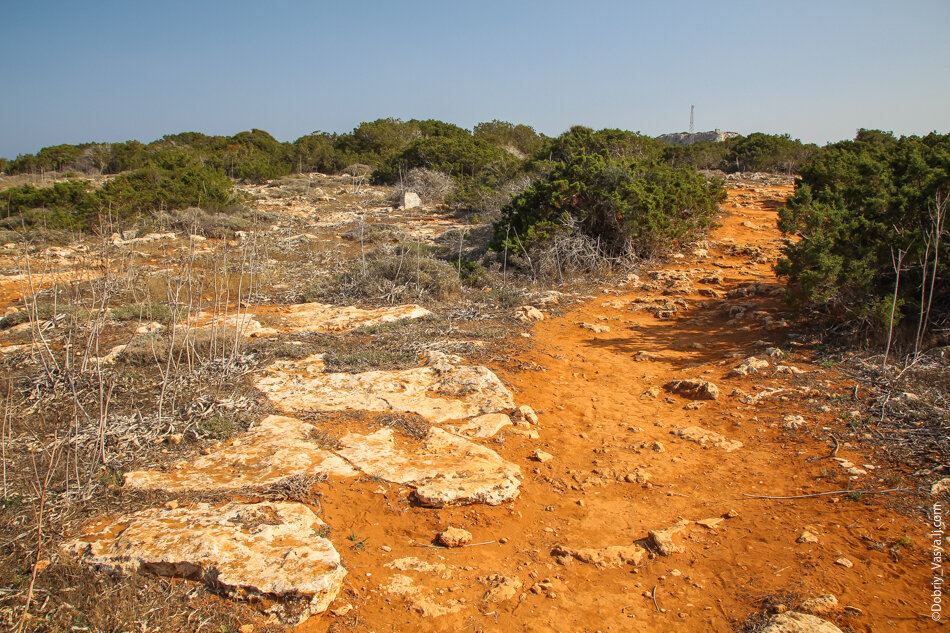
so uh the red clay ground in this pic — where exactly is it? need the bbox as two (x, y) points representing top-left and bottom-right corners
(299, 184), (933, 633)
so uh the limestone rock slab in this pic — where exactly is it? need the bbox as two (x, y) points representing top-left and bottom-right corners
(336, 428), (521, 506)
(124, 415), (357, 492)
(761, 612), (843, 633)
(64, 501), (345, 616)
(671, 426), (743, 452)
(663, 379), (720, 400)
(256, 352), (515, 423)
(194, 303), (430, 337)
(442, 413), (512, 438)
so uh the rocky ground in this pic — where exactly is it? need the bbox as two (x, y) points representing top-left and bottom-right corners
(0, 176), (939, 632)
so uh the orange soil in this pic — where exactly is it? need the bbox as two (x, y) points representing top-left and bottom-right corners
(301, 185), (933, 633)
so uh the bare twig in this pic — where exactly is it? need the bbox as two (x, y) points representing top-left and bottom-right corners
(743, 487), (910, 500)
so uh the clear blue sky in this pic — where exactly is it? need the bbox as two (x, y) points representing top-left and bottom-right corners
(1, 0), (947, 158)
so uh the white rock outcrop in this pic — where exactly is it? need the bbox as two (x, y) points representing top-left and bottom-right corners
(336, 428), (521, 506)
(256, 352), (515, 423)
(123, 415), (357, 492)
(63, 501), (346, 618)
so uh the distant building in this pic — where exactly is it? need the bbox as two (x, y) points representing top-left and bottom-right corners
(657, 129), (741, 146)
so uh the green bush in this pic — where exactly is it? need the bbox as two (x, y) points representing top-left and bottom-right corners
(724, 133), (817, 174)
(493, 149), (726, 260)
(776, 130), (950, 333)
(372, 136), (516, 185)
(533, 126), (664, 165)
(0, 180), (100, 230)
(474, 120), (544, 156)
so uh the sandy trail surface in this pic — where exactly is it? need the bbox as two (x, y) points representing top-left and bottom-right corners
(299, 184), (929, 632)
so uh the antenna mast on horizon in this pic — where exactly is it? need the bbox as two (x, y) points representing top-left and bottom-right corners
(689, 105), (695, 135)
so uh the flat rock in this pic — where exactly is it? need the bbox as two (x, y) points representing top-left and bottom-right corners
(442, 413), (512, 438)
(335, 428), (521, 506)
(648, 519), (691, 555)
(481, 575), (522, 602)
(663, 379), (720, 401)
(63, 502), (345, 618)
(670, 426), (743, 452)
(799, 595), (839, 615)
(551, 544), (647, 568)
(531, 449), (553, 463)
(195, 303), (430, 337)
(256, 352), (515, 423)
(760, 612), (843, 633)
(124, 415), (357, 492)
(578, 322), (610, 333)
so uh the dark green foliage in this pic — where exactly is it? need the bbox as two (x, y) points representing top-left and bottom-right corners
(776, 130), (950, 331)
(724, 133), (817, 174)
(0, 180), (100, 230)
(494, 131), (726, 260)
(534, 126), (664, 165)
(372, 136), (516, 185)
(8, 144), (87, 173)
(99, 162), (234, 218)
(474, 120), (544, 156)
(1, 159), (234, 230)
(293, 132), (343, 173)
(662, 140), (733, 170)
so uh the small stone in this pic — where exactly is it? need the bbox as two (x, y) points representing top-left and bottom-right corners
(401, 191), (422, 209)
(663, 379), (719, 401)
(725, 509), (739, 518)
(932, 477), (950, 495)
(516, 405), (539, 425)
(515, 306), (544, 323)
(626, 469), (651, 485)
(729, 356), (769, 377)
(164, 500), (179, 511)
(650, 441), (665, 453)
(783, 415), (806, 430)
(834, 557), (853, 568)
(330, 604), (353, 617)
(238, 625), (254, 633)
(531, 450), (554, 463)
(379, 545), (392, 552)
(797, 530), (819, 544)
(696, 517), (723, 529)
(799, 595), (839, 615)
(438, 527), (473, 548)
(166, 434), (183, 445)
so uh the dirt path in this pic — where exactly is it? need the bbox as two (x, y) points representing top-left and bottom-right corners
(304, 185), (932, 632)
